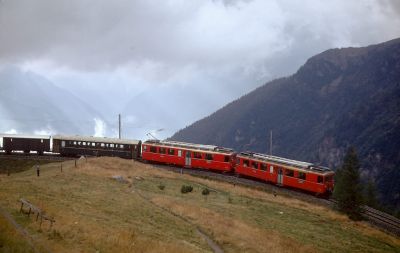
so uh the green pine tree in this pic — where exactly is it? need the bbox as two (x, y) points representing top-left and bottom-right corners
(333, 147), (364, 220)
(364, 179), (379, 209)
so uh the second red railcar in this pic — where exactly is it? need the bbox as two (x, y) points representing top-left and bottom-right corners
(236, 152), (334, 195)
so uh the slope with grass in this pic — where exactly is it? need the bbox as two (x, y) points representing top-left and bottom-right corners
(0, 157), (399, 252)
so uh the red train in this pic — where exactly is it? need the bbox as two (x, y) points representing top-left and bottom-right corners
(142, 140), (334, 195)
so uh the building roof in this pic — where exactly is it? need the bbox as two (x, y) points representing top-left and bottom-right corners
(52, 135), (141, 145)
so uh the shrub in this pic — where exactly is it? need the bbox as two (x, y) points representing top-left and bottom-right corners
(181, 185), (193, 194)
(202, 188), (210, 195)
(158, 184), (165, 190)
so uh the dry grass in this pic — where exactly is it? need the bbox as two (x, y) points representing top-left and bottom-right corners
(0, 157), (399, 253)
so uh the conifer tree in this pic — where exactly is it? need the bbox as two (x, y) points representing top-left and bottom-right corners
(364, 179), (379, 208)
(333, 147), (364, 220)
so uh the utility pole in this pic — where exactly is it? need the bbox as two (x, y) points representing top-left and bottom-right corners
(270, 130), (272, 156)
(118, 114), (121, 139)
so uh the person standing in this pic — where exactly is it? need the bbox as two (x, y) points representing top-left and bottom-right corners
(36, 163), (40, 177)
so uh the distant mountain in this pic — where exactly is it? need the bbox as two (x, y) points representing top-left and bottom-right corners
(0, 66), (106, 135)
(171, 38), (400, 211)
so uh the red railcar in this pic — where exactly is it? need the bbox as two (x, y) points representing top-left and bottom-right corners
(142, 140), (236, 172)
(236, 152), (334, 195)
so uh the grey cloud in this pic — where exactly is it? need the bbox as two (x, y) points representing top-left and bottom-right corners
(1, 0), (399, 77)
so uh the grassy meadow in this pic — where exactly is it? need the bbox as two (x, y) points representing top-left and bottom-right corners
(0, 157), (399, 252)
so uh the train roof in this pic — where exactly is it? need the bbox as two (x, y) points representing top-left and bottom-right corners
(1, 134), (51, 139)
(144, 139), (234, 153)
(238, 152), (333, 174)
(53, 135), (141, 145)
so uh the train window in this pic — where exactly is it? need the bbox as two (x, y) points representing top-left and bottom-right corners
(193, 152), (202, 159)
(285, 169), (294, 177)
(110, 144), (114, 148)
(237, 158), (241, 164)
(298, 172), (306, 180)
(83, 142), (86, 146)
(243, 160), (249, 167)
(61, 141), (65, 147)
(92, 143), (95, 147)
(74, 141), (77, 145)
(150, 146), (157, 153)
(159, 147), (166, 154)
(270, 165), (274, 173)
(143, 145), (147, 151)
(41, 139), (43, 143)
(205, 153), (213, 160)
(260, 163), (267, 171)
(178, 150), (182, 157)
(325, 176), (333, 182)
(252, 162), (258, 170)
(224, 156), (230, 163)
(101, 143), (105, 147)
(317, 176), (323, 183)
(168, 149), (175, 155)
(120, 145), (124, 149)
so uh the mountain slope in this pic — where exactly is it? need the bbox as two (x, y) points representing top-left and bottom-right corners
(171, 38), (400, 210)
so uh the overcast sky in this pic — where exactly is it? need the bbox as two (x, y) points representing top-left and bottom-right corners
(1, 0), (399, 139)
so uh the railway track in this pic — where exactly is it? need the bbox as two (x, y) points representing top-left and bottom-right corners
(327, 199), (400, 236)
(0, 152), (73, 161)
(363, 206), (400, 236)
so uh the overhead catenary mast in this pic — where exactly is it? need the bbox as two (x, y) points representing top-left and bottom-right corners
(270, 130), (272, 156)
(118, 114), (121, 139)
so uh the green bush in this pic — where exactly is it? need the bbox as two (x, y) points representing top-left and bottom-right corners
(158, 184), (165, 190)
(202, 188), (210, 195)
(181, 185), (193, 194)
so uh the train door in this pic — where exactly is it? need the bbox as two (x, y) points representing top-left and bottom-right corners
(277, 168), (283, 185)
(185, 151), (191, 167)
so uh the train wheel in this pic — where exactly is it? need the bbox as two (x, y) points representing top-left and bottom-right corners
(5, 150), (11, 155)
(38, 151), (43, 156)
(24, 150), (30, 154)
